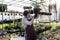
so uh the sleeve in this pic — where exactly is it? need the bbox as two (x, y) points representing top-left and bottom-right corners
(30, 14), (35, 17)
(22, 18), (32, 25)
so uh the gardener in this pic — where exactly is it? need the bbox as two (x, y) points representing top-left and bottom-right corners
(22, 10), (37, 40)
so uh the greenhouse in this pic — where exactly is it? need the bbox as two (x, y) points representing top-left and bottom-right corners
(0, 0), (60, 40)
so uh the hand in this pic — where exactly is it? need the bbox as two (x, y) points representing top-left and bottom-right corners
(31, 17), (34, 23)
(32, 17), (34, 21)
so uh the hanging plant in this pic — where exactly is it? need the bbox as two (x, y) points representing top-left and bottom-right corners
(23, 6), (32, 9)
(19, 13), (20, 15)
(5, 13), (6, 15)
(8, 14), (9, 16)
(15, 14), (17, 16)
(0, 4), (7, 12)
(11, 13), (12, 15)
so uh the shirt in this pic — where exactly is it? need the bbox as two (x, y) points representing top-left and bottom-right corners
(22, 14), (35, 29)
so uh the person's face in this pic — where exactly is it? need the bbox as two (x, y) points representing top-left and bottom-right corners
(27, 13), (30, 18)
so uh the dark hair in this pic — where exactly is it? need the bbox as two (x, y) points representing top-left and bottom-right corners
(23, 10), (29, 16)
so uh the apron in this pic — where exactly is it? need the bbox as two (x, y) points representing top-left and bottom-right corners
(25, 19), (37, 40)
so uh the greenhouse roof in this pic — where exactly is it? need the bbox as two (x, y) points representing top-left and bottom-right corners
(0, 0), (59, 12)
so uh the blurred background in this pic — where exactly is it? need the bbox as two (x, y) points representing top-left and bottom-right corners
(0, 0), (60, 40)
